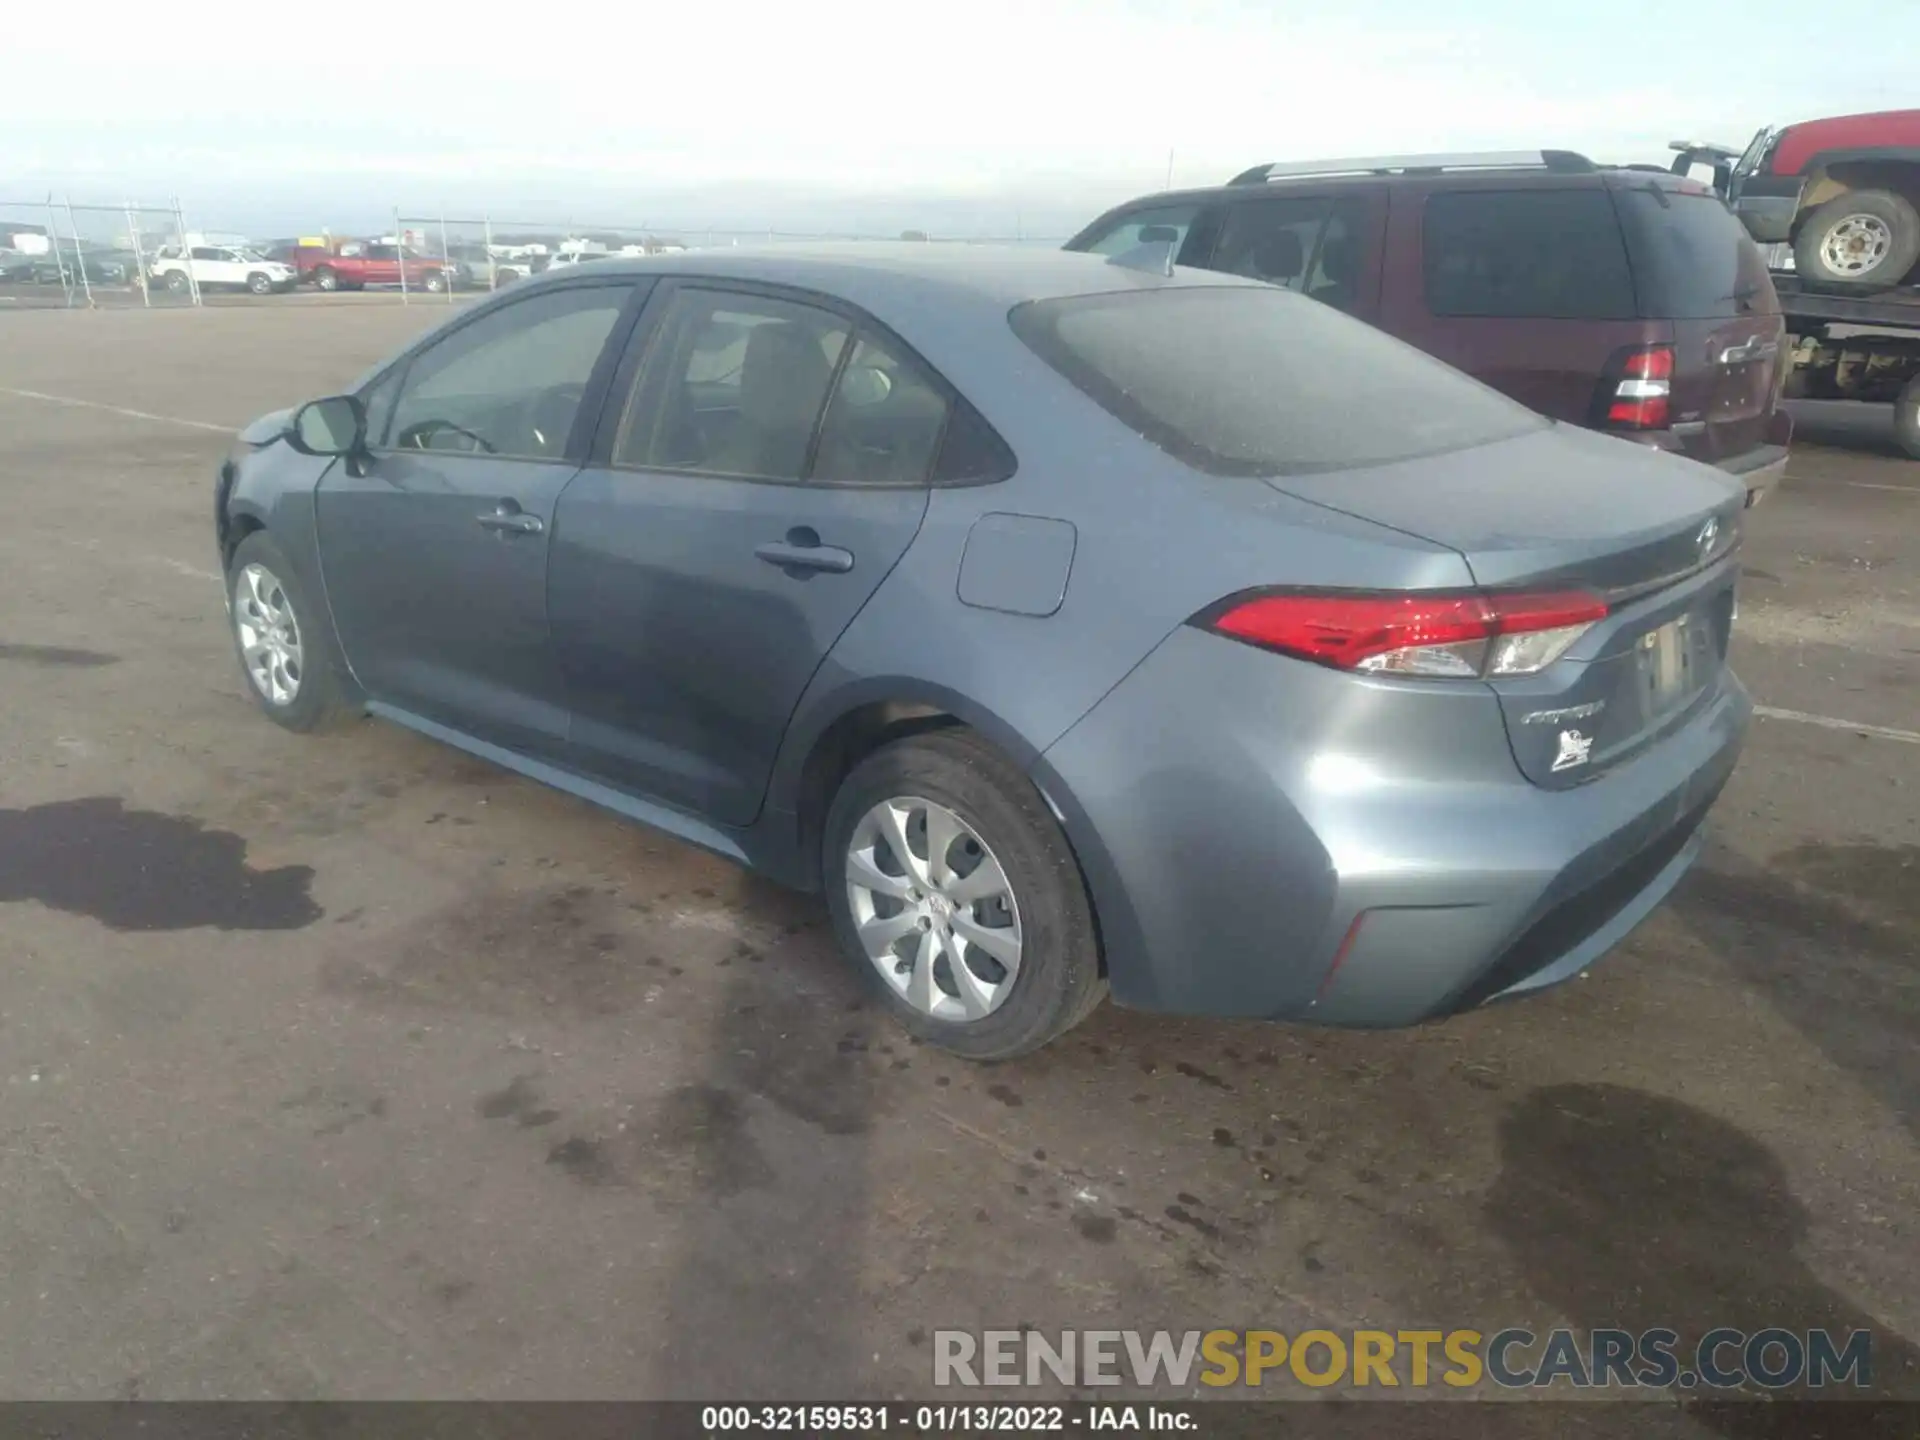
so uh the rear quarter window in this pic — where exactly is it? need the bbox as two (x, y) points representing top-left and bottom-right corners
(1422, 189), (1637, 321)
(1613, 185), (1778, 319)
(1010, 285), (1542, 477)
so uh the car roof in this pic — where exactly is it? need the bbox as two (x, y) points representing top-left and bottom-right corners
(1086, 162), (1703, 209)
(526, 241), (1257, 310)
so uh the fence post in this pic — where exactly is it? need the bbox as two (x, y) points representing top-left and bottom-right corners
(396, 207), (408, 305)
(125, 202), (151, 308)
(440, 209), (453, 304)
(44, 194), (72, 306)
(174, 198), (202, 305)
(484, 215), (495, 291)
(63, 199), (95, 309)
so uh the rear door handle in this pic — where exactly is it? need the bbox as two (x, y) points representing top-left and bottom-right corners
(476, 504), (543, 536)
(755, 533), (854, 574)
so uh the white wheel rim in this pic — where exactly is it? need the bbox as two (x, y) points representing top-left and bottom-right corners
(846, 796), (1022, 1022)
(233, 562), (303, 706)
(1822, 214), (1894, 276)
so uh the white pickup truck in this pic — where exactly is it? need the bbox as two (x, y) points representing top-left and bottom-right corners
(148, 244), (298, 295)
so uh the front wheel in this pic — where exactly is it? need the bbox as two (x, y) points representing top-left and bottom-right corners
(226, 532), (360, 733)
(246, 271), (273, 295)
(1794, 190), (1920, 289)
(823, 729), (1105, 1060)
(166, 270), (191, 294)
(423, 270), (446, 293)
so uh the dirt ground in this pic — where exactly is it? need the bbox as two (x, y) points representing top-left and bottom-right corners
(0, 305), (1915, 1423)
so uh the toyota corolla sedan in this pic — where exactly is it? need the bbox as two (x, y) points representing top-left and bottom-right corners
(216, 244), (1749, 1059)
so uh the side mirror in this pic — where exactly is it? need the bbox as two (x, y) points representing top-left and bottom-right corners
(289, 395), (366, 457)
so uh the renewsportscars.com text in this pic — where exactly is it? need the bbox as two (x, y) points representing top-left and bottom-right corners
(934, 1327), (1872, 1391)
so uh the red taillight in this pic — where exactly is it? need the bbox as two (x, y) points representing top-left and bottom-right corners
(1203, 589), (1609, 678)
(1604, 345), (1673, 430)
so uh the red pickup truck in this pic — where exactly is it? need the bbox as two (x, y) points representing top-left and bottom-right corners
(269, 240), (452, 292)
(1677, 110), (1920, 290)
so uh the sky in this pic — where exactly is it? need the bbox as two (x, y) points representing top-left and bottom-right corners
(0, 0), (1908, 240)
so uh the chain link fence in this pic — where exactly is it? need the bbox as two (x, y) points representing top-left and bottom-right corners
(1, 198), (201, 308)
(7, 193), (1068, 314)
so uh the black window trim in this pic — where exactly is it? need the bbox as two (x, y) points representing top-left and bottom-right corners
(588, 275), (1014, 491)
(357, 276), (652, 466)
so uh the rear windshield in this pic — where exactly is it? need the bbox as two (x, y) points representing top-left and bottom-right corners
(1009, 286), (1542, 477)
(1612, 185), (1779, 319)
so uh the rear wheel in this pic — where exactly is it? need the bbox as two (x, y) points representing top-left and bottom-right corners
(1896, 374), (1920, 461)
(823, 729), (1105, 1060)
(1794, 190), (1920, 289)
(312, 266), (339, 292)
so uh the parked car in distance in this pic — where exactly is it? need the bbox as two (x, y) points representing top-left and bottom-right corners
(269, 240), (451, 292)
(1694, 110), (1920, 290)
(150, 244), (297, 295)
(441, 243), (537, 287)
(215, 246), (1749, 1058)
(11, 243), (141, 286)
(1067, 151), (1791, 506)
(544, 249), (621, 270)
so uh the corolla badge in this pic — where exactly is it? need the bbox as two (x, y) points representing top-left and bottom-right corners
(1551, 729), (1594, 773)
(1697, 515), (1721, 558)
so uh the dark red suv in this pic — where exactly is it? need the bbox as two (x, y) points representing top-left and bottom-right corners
(1066, 151), (1791, 504)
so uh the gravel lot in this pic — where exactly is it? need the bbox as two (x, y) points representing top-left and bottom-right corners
(0, 306), (1915, 1421)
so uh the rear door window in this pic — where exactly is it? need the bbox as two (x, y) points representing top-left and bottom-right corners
(1613, 185), (1778, 318)
(1422, 189), (1636, 320)
(1011, 286), (1541, 477)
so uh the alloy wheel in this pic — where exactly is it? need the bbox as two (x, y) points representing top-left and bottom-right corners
(233, 562), (304, 705)
(1822, 214), (1893, 277)
(845, 796), (1023, 1022)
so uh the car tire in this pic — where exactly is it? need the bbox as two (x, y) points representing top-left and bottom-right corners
(423, 270), (446, 293)
(313, 266), (339, 292)
(246, 271), (272, 295)
(226, 532), (360, 733)
(822, 728), (1105, 1061)
(166, 270), (191, 294)
(1794, 189), (1920, 289)
(1896, 374), (1920, 462)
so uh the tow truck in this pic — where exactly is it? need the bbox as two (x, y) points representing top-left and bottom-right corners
(1671, 114), (1920, 459)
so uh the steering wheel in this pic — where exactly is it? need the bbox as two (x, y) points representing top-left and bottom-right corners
(400, 417), (497, 454)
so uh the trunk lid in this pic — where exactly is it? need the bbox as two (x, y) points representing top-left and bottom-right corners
(1609, 178), (1788, 465)
(1269, 423), (1745, 786)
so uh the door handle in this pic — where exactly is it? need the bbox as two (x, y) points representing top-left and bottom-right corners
(755, 535), (854, 574)
(1718, 338), (1778, 365)
(476, 505), (544, 536)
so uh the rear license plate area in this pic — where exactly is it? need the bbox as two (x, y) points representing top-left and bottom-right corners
(1637, 612), (1712, 714)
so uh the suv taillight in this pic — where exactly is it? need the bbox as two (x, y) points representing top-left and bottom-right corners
(1199, 589), (1608, 679)
(1599, 345), (1674, 430)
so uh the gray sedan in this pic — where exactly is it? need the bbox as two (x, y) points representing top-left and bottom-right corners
(215, 244), (1749, 1058)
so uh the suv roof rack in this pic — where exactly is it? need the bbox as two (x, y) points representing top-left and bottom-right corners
(1227, 150), (1596, 185)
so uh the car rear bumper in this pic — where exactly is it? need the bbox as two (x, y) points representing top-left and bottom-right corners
(1034, 625), (1750, 1028)
(1717, 439), (1789, 506)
